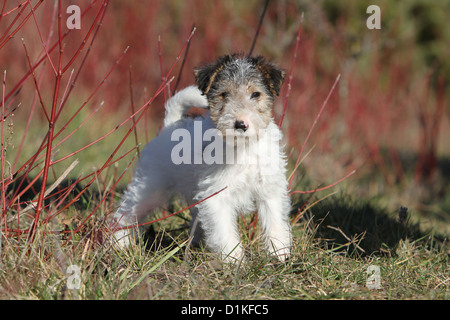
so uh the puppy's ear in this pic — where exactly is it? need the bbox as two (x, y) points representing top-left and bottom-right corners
(194, 55), (232, 95)
(253, 56), (286, 96)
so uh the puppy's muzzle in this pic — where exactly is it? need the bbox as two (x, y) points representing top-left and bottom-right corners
(234, 120), (249, 132)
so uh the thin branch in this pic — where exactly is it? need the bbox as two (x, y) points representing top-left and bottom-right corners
(288, 74), (341, 189)
(290, 169), (356, 195)
(128, 66), (140, 157)
(1, 70), (7, 233)
(61, 0), (110, 74)
(278, 13), (304, 128)
(0, 0), (100, 108)
(248, 0), (270, 57)
(26, 0), (57, 75)
(30, 0), (64, 245)
(173, 24), (195, 93)
(0, 0), (44, 49)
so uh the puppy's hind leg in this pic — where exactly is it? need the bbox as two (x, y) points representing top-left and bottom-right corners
(188, 206), (205, 248)
(112, 170), (169, 248)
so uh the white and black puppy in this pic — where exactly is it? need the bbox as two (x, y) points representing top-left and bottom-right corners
(113, 54), (291, 262)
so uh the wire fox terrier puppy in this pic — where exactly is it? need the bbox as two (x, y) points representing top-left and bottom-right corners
(113, 54), (292, 262)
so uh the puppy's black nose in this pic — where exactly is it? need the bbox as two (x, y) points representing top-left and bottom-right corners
(234, 120), (248, 132)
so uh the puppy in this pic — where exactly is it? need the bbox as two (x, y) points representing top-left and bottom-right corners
(113, 54), (292, 262)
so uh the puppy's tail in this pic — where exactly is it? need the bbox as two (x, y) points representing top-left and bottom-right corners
(164, 86), (209, 127)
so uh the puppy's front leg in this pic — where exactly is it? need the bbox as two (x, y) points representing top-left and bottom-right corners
(197, 200), (244, 263)
(257, 194), (292, 262)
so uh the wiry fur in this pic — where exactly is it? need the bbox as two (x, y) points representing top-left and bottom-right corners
(113, 54), (291, 262)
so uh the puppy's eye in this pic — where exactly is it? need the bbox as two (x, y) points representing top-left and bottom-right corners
(219, 92), (229, 100)
(251, 92), (261, 99)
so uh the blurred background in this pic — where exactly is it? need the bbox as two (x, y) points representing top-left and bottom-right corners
(1, 0), (449, 236)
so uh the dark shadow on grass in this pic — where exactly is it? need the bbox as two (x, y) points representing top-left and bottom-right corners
(7, 175), (94, 211)
(293, 195), (448, 257)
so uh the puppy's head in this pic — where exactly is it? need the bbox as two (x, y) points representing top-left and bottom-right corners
(194, 54), (285, 137)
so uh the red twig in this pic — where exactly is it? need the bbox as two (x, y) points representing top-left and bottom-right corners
(72, 152), (140, 236)
(0, 1), (27, 18)
(21, 38), (49, 122)
(114, 187), (228, 232)
(51, 44), (130, 151)
(26, 0), (57, 75)
(57, 0), (108, 117)
(70, 28), (198, 237)
(0, 0), (100, 109)
(249, 212), (259, 241)
(56, 28), (197, 167)
(0, 0), (27, 46)
(4, 145), (137, 239)
(57, 69), (74, 115)
(49, 145), (140, 221)
(1, 70), (6, 234)
(128, 65), (140, 157)
(290, 169), (356, 195)
(0, 0), (8, 23)
(41, 31), (197, 242)
(278, 12), (303, 128)
(12, 2), (58, 174)
(0, 0), (44, 50)
(158, 35), (168, 103)
(291, 198), (310, 225)
(61, 0), (109, 75)
(248, 0), (270, 58)
(29, 0), (64, 245)
(8, 45), (128, 208)
(3, 6), (198, 245)
(9, 44), (129, 189)
(288, 74), (341, 190)
(173, 24), (196, 93)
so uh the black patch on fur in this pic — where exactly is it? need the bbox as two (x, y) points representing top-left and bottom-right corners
(194, 55), (233, 95)
(194, 54), (285, 97)
(251, 56), (286, 96)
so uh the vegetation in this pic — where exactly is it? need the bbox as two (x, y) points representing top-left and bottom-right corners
(0, 0), (448, 300)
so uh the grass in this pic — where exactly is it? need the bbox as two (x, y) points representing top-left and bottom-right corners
(1, 0), (449, 301)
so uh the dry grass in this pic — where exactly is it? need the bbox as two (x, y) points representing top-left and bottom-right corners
(0, 199), (448, 300)
(1, 1), (449, 301)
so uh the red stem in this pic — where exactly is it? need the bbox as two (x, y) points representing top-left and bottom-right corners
(0, 0), (44, 49)
(21, 39), (50, 122)
(279, 13), (303, 128)
(0, 0), (100, 109)
(1, 71), (6, 235)
(290, 169), (356, 195)
(26, 0), (57, 75)
(30, 0), (63, 245)
(129, 66), (140, 157)
(288, 74), (341, 190)
(158, 35), (168, 102)
(61, 0), (109, 75)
